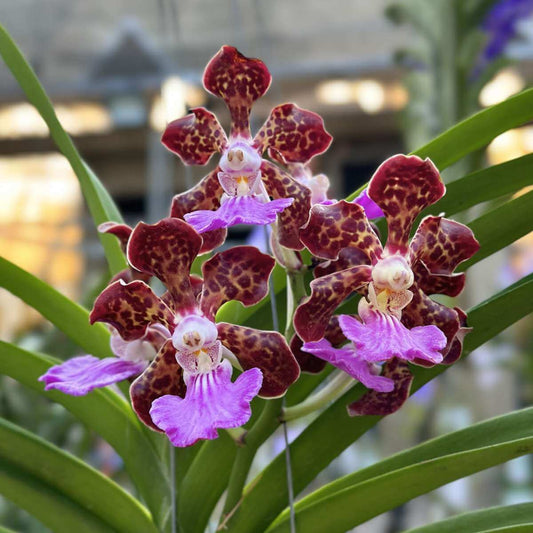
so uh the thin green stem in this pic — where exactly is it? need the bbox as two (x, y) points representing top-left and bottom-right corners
(220, 398), (284, 524)
(282, 371), (354, 422)
(170, 444), (176, 533)
(284, 268), (307, 340)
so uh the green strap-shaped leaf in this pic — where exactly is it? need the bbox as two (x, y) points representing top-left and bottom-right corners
(0, 23), (126, 274)
(0, 342), (170, 530)
(460, 190), (533, 270)
(267, 435), (533, 532)
(0, 418), (158, 533)
(404, 503), (533, 533)
(0, 459), (115, 533)
(414, 88), (533, 170)
(271, 406), (533, 526)
(426, 153), (533, 218)
(224, 274), (533, 533)
(0, 257), (113, 358)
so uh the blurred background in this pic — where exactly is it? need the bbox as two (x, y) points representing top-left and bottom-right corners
(0, 1), (532, 531)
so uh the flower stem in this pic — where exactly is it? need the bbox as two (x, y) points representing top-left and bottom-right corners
(284, 267), (307, 340)
(220, 397), (284, 524)
(281, 370), (354, 422)
(169, 443), (177, 533)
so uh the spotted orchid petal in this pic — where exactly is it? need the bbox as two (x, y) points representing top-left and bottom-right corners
(294, 265), (373, 342)
(261, 160), (312, 249)
(98, 221), (132, 252)
(313, 247), (371, 278)
(39, 355), (147, 396)
(150, 359), (262, 447)
(302, 339), (394, 392)
(339, 309), (446, 365)
(162, 108), (228, 165)
(412, 261), (466, 298)
(347, 358), (413, 416)
(353, 189), (384, 220)
(170, 169), (227, 254)
(183, 195), (293, 233)
(200, 246), (275, 320)
(410, 216), (480, 276)
(130, 340), (186, 431)
(203, 46), (271, 138)
(368, 154), (445, 254)
(217, 323), (300, 397)
(127, 218), (201, 313)
(90, 280), (174, 341)
(300, 200), (382, 262)
(254, 103), (332, 163)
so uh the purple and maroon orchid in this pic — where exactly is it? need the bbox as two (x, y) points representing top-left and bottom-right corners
(162, 46), (332, 251)
(294, 154), (479, 414)
(85, 218), (299, 447)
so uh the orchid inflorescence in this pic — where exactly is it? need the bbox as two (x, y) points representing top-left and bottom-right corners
(40, 45), (479, 448)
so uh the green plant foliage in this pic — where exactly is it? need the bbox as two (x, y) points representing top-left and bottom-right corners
(0, 257), (112, 358)
(223, 274), (533, 533)
(404, 503), (533, 533)
(0, 23), (126, 275)
(0, 418), (158, 533)
(269, 408), (533, 531)
(413, 88), (533, 169)
(0, 342), (170, 531)
(268, 426), (533, 531)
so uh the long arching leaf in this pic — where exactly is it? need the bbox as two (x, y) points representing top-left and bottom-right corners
(270, 408), (533, 529)
(0, 23), (126, 274)
(267, 436), (533, 532)
(0, 342), (170, 531)
(405, 503), (533, 533)
(0, 257), (112, 358)
(0, 418), (158, 533)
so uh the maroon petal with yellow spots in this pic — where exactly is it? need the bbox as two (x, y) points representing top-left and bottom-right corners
(98, 221), (132, 253)
(401, 286), (463, 366)
(294, 265), (373, 342)
(127, 218), (201, 312)
(260, 160), (312, 249)
(412, 262), (466, 298)
(254, 103), (332, 163)
(203, 45), (271, 138)
(216, 323), (300, 398)
(347, 358), (413, 416)
(313, 247), (371, 278)
(410, 216), (480, 276)
(200, 246), (275, 320)
(90, 280), (174, 341)
(130, 340), (186, 430)
(162, 108), (228, 165)
(368, 154), (445, 255)
(170, 169), (227, 254)
(300, 200), (382, 262)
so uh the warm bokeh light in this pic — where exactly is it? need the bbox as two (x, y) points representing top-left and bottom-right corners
(0, 153), (83, 339)
(315, 78), (407, 113)
(0, 102), (112, 139)
(486, 126), (533, 165)
(479, 68), (525, 107)
(150, 77), (207, 131)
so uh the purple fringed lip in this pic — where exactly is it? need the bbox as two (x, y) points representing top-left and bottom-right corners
(339, 313), (446, 365)
(184, 195), (294, 233)
(149, 359), (262, 447)
(301, 338), (394, 393)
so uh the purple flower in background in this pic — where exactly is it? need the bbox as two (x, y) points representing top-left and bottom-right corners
(473, 0), (533, 78)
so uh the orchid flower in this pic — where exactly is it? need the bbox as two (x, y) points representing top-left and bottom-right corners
(89, 218), (299, 447)
(294, 154), (479, 413)
(161, 46), (332, 251)
(39, 325), (168, 395)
